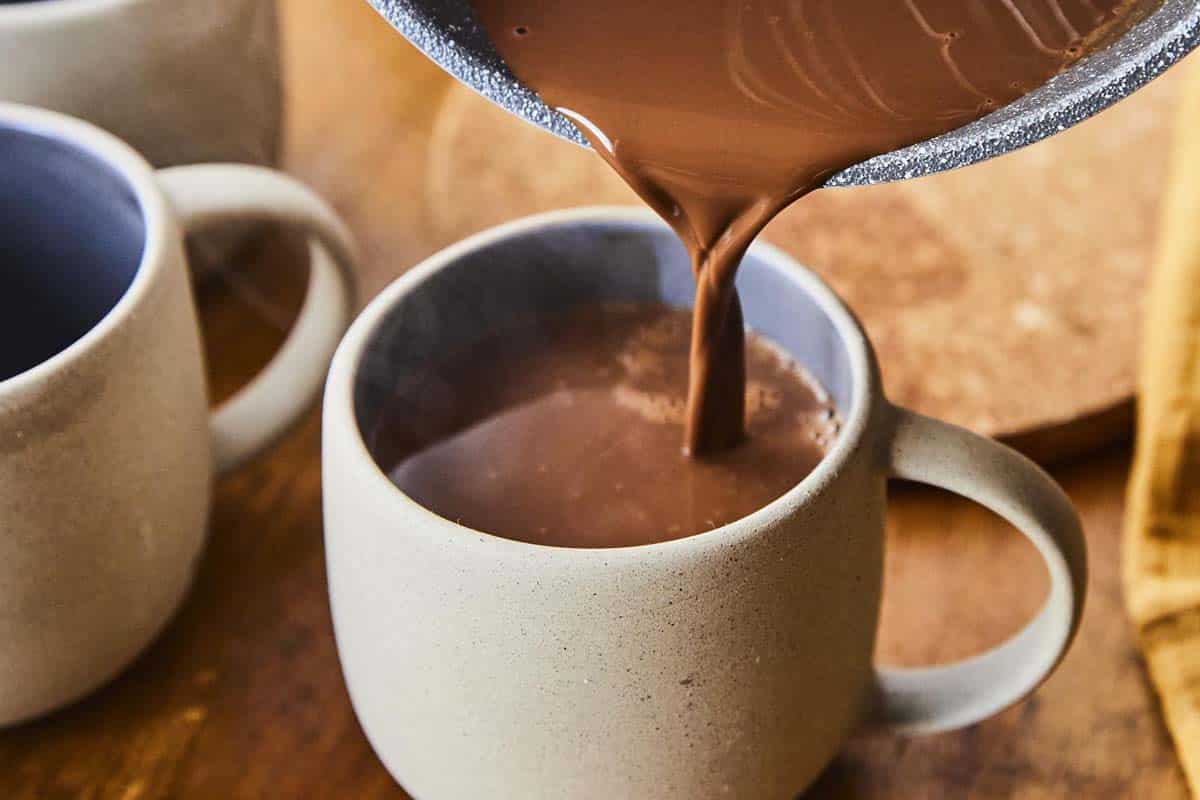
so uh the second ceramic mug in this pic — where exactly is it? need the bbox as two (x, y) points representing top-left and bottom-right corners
(0, 0), (281, 170)
(324, 208), (1087, 799)
(0, 0), (284, 276)
(0, 102), (357, 725)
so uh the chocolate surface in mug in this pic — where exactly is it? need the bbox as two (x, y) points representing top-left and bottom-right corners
(372, 305), (839, 547)
(472, 0), (1143, 455)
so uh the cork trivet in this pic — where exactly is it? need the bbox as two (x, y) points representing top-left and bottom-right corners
(1125, 59), (1200, 797)
(427, 66), (1183, 459)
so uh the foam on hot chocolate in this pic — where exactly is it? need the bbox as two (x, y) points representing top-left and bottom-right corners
(373, 305), (839, 547)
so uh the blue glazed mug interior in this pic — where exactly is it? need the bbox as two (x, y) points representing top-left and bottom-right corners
(352, 215), (856, 468)
(0, 123), (145, 381)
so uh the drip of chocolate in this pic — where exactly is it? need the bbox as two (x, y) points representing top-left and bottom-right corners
(473, 0), (1142, 455)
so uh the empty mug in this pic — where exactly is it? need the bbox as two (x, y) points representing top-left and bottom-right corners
(0, 102), (357, 725)
(322, 208), (1086, 799)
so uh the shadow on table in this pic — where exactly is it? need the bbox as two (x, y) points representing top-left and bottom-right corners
(800, 756), (872, 799)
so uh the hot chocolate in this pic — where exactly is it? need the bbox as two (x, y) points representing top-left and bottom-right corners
(377, 1), (1145, 545)
(371, 305), (838, 547)
(472, 0), (1144, 455)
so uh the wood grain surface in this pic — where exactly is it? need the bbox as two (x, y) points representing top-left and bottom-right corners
(0, 1), (1185, 797)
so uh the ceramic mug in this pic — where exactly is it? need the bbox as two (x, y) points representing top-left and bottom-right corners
(323, 208), (1086, 799)
(0, 102), (357, 725)
(0, 0), (280, 169)
(0, 0), (283, 275)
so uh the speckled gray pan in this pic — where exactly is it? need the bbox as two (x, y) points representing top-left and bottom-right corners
(367, 0), (1200, 187)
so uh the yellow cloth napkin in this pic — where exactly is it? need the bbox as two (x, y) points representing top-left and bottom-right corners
(1124, 61), (1200, 795)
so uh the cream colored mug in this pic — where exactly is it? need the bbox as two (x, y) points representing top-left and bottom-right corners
(323, 208), (1087, 799)
(0, 0), (280, 170)
(0, 0), (283, 275)
(0, 103), (357, 725)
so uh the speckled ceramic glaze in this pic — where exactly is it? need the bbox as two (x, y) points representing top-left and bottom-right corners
(324, 208), (1087, 799)
(0, 104), (358, 726)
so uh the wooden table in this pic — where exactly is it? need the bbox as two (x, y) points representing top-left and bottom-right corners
(0, 2), (1185, 796)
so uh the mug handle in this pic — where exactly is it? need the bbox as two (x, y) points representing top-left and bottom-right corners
(157, 164), (359, 473)
(871, 406), (1087, 735)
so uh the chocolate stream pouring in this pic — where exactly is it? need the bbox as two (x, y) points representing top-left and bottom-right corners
(471, 0), (1145, 455)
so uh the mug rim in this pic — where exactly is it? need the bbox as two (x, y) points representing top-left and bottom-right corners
(0, 102), (168, 393)
(325, 206), (881, 554)
(0, 0), (143, 24)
